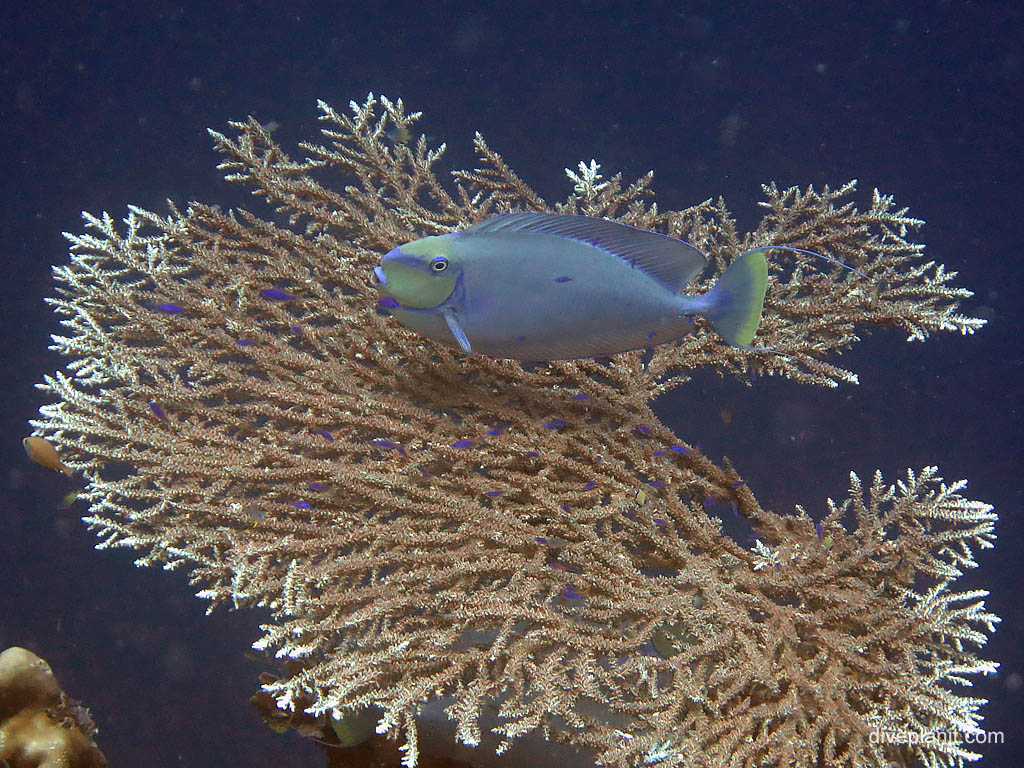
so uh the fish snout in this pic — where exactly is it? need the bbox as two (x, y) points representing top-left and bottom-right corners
(371, 265), (388, 289)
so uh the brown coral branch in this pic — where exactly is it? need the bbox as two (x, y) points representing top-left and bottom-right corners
(31, 94), (996, 768)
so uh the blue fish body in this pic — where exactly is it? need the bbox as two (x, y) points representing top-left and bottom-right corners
(372, 212), (769, 361)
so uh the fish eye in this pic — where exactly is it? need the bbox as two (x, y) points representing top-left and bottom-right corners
(429, 256), (448, 272)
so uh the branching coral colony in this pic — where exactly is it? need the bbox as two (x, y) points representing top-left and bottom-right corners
(33, 95), (997, 768)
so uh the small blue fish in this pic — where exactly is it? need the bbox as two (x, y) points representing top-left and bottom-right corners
(370, 438), (406, 455)
(372, 212), (774, 360)
(260, 288), (295, 302)
(154, 303), (185, 314)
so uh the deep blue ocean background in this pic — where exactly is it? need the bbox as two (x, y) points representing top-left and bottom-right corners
(1, 2), (1019, 765)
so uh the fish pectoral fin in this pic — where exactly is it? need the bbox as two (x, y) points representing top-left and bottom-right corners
(442, 310), (472, 354)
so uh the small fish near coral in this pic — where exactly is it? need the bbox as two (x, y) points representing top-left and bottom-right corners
(22, 435), (74, 477)
(373, 211), (845, 361)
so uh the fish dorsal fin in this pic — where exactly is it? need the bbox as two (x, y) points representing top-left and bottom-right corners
(461, 212), (706, 292)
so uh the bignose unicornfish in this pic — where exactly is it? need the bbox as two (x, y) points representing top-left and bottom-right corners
(372, 211), (781, 361)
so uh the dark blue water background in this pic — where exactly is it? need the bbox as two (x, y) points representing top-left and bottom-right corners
(1, 2), (1019, 765)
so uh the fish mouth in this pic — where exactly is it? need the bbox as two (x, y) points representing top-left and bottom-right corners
(370, 265), (388, 289)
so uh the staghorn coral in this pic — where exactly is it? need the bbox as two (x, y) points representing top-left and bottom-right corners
(31, 95), (997, 767)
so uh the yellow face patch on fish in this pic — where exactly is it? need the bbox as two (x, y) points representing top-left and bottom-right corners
(373, 235), (460, 310)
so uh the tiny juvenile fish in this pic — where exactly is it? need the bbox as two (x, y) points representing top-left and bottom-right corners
(386, 125), (435, 145)
(58, 490), (81, 509)
(23, 436), (74, 476)
(372, 212), (774, 361)
(386, 124), (414, 144)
